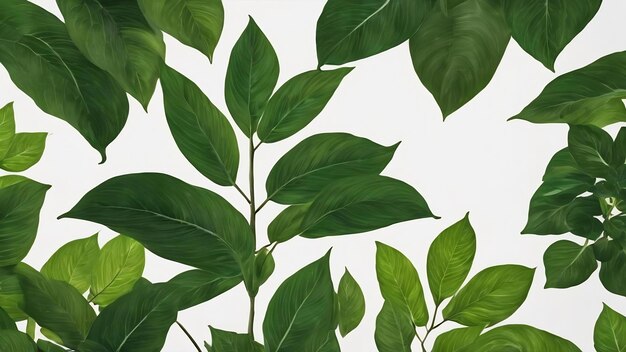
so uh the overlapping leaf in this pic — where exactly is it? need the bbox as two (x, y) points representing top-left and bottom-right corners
(594, 304), (626, 352)
(41, 234), (100, 294)
(543, 240), (597, 288)
(374, 302), (414, 352)
(458, 325), (581, 352)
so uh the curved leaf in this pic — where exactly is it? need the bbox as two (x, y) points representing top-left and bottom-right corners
(41, 234), (100, 294)
(599, 250), (626, 296)
(168, 270), (241, 310)
(458, 325), (581, 352)
(0, 330), (37, 352)
(374, 302), (414, 352)
(0, 103), (16, 157)
(337, 269), (365, 337)
(209, 327), (263, 352)
(0, 267), (26, 321)
(267, 204), (310, 243)
(0, 133), (47, 172)
(568, 125), (615, 178)
(594, 304), (626, 352)
(432, 326), (483, 352)
(543, 240), (597, 288)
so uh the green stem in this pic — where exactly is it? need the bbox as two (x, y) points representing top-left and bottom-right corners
(248, 137), (257, 341)
(176, 321), (201, 352)
(26, 318), (35, 340)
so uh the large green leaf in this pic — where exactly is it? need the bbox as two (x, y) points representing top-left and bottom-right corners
(510, 51), (626, 127)
(409, 0), (510, 118)
(61, 173), (255, 277)
(80, 283), (178, 352)
(267, 204), (310, 243)
(316, 0), (434, 66)
(0, 306), (16, 330)
(594, 304), (626, 352)
(225, 17), (279, 136)
(0, 0), (129, 161)
(458, 325), (581, 352)
(442, 265), (534, 326)
(263, 252), (335, 352)
(504, 0), (601, 70)
(209, 327), (263, 352)
(432, 326), (483, 352)
(0, 267), (26, 321)
(160, 65), (239, 186)
(543, 240), (597, 288)
(374, 302), (414, 352)
(599, 250), (626, 296)
(167, 270), (241, 310)
(137, 0), (223, 61)
(337, 269), (365, 337)
(376, 242), (428, 326)
(266, 133), (398, 204)
(0, 330), (37, 352)
(0, 175), (50, 267)
(57, 0), (165, 108)
(300, 175), (437, 238)
(427, 213), (476, 305)
(257, 68), (352, 143)
(89, 235), (144, 307)
(41, 234), (100, 294)
(568, 125), (615, 178)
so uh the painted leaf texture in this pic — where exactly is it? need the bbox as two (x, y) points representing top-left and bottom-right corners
(56, 0), (166, 108)
(0, 103), (47, 172)
(0, 331), (37, 352)
(432, 326), (482, 352)
(0, 0), (129, 161)
(316, 0), (435, 66)
(600, 250), (626, 296)
(543, 240), (597, 289)
(267, 204), (310, 243)
(41, 234), (100, 294)
(167, 270), (241, 310)
(458, 325), (581, 352)
(374, 302), (414, 352)
(209, 327), (263, 352)
(409, 0), (510, 118)
(504, 0), (602, 70)
(511, 51), (626, 126)
(61, 173), (255, 277)
(594, 304), (626, 352)
(337, 269), (366, 337)
(137, 0), (223, 61)
(0, 306), (16, 330)
(0, 267), (27, 321)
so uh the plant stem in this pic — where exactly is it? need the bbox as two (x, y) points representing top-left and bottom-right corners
(176, 321), (201, 352)
(247, 136), (257, 340)
(248, 294), (256, 339)
(234, 183), (251, 204)
(26, 318), (35, 339)
(416, 303), (446, 351)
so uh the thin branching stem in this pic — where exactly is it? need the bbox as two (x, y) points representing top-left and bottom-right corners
(176, 321), (201, 352)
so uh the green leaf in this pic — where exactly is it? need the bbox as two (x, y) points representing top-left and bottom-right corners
(0, 0), (129, 161)
(543, 240), (597, 288)
(458, 324), (581, 352)
(81, 283), (178, 352)
(252, 248), (275, 294)
(568, 125), (615, 178)
(605, 216), (626, 248)
(0, 330), (37, 352)
(0, 133), (47, 172)
(300, 175), (437, 238)
(17, 266), (95, 349)
(337, 269), (365, 337)
(225, 17), (279, 136)
(160, 65), (239, 186)
(37, 340), (67, 352)
(376, 242), (428, 326)
(89, 235), (144, 307)
(0, 175), (50, 266)
(61, 173), (255, 277)
(374, 302), (414, 352)
(209, 327), (263, 352)
(316, 0), (434, 66)
(257, 68), (352, 143)
(593, 237), (621, 262)
(427, 213), (476, 305)
(57, 0), (165, 108)
(503, 0), (601, 70)
(0, 306), (16, 330)
(409, 0), (510, 118)
(0, 103), (16, 158)
(267, 204), (310, 243)
(263, 252), (335, 352)
(612, 127), (626, 166)
(432, 326), (483, 352)
(0, 267), (26, 321)
(266, 133), (398, 204)
(137, 0), (223, 61)
(41, 234), (100, 294)
(594, 304), (626, 352)
(442, 265), (534, 326)
(168, 270), (241, 310)
(510, 51), (626, 127)
(599, 250), (626, 296)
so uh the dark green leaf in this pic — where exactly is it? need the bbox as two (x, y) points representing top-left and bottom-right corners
(593, 237), (620, 262)
(257, 68), (352, 143)
(442, 265), (534, 326)
(209, 327), (262, 352)
(57, 0), (165, 108)
(315, 332), (340, 352)
(337, 269), (365, 337)
(432, 326), (482, 352)
(61, 173), (255, 277)
(604, 216), (626, 248)
(0, 330), (37, 351)
(41, 234), (100, 294)
(316, 0), (434, 66)
(458, 324), (581, 352)
(161, 65), (239, 186)
(0, 0), (129, 161)
(168, 270), (241, 310)
(510, 51), (626, 127)
(266, 133), (398, 204)
(0, 306), (16, 330)
(374, 302), (414, 352)
(613, 127), (626, 166)
(543, 148), (595, 181)
(376, 242), (428, 326)
(599, 250), (626, 296)
(267, 204), (309, 243)
(410, 0), (510, 118)
(594, 304), (626, 352)
(427, 213), (476, 304)
(225, 17), (279, 136)
(37, 340), (67, 352)
(568, 125), (615, 178)
(137, 0), (223, 61)
(0, 133), (47, 172)
(0, 267), (26, 321)
(543, 240), (597, 288)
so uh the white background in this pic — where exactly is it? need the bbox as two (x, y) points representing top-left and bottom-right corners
(4, 0), (626, 350)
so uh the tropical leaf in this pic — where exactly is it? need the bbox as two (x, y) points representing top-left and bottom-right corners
(543, 240), (597, 288)
(209, 327), (263, 352)
(0, 267), (26, 321)
(432, 326), (483, 352)
(599, 250), (626, 296)
(0, 306), (16, 330)
(168, 270), (241, 310)
(594, 304), (626, 352)
(568, 125), (615, 178)
(41, 234), (100, 294)
(374, 302), (414, 352)
(267, 204), (310, 243)
(458, 325), (581, 352)
(0, 330), (37, 352)
(337, 269), (365, 337)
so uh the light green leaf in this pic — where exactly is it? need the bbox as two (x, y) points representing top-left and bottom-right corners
(263, 252), (335, 352)
(599, 250), (626, 297)
(568, 125), (615, 178)
(168, 270), (241, 311)
(61, 173), (255, 277)
(0, 0), (129, 161)
(89, 235), (144, 307)
(376, 242), (428, 326)
(543, 240), (597, 288)
(266, 133), (398, 204)
(57, 0), (165, 108)
(0, 133), (47, 172)
(427, 213), (476, 305)
(0, 330), (37, 352)
(510, 51), (626, 127)
(374, 302), (414, 352)
(209, 327), (263, 352)
(409, 0), (510, 118)
(0, 103), (16, 158)
(257, 68), (352, 143)
(432, 326), (483, 352)
(0, 306), (16, 330)
(442, 265), (534, 326)
(316, 0), (434, 66)
(267, 204), (310, 243)
(504, 0), (601, 70)
(41, 234), (100, 294)
(160, 65), (239, 186)
(594, 304), (626, 352)
(458, 324), (581, 352)
(0, 267), (26, 321)
(137, 0), (223, 61)
(225, 16), (279, 136)
(337, 269), (365, 337)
